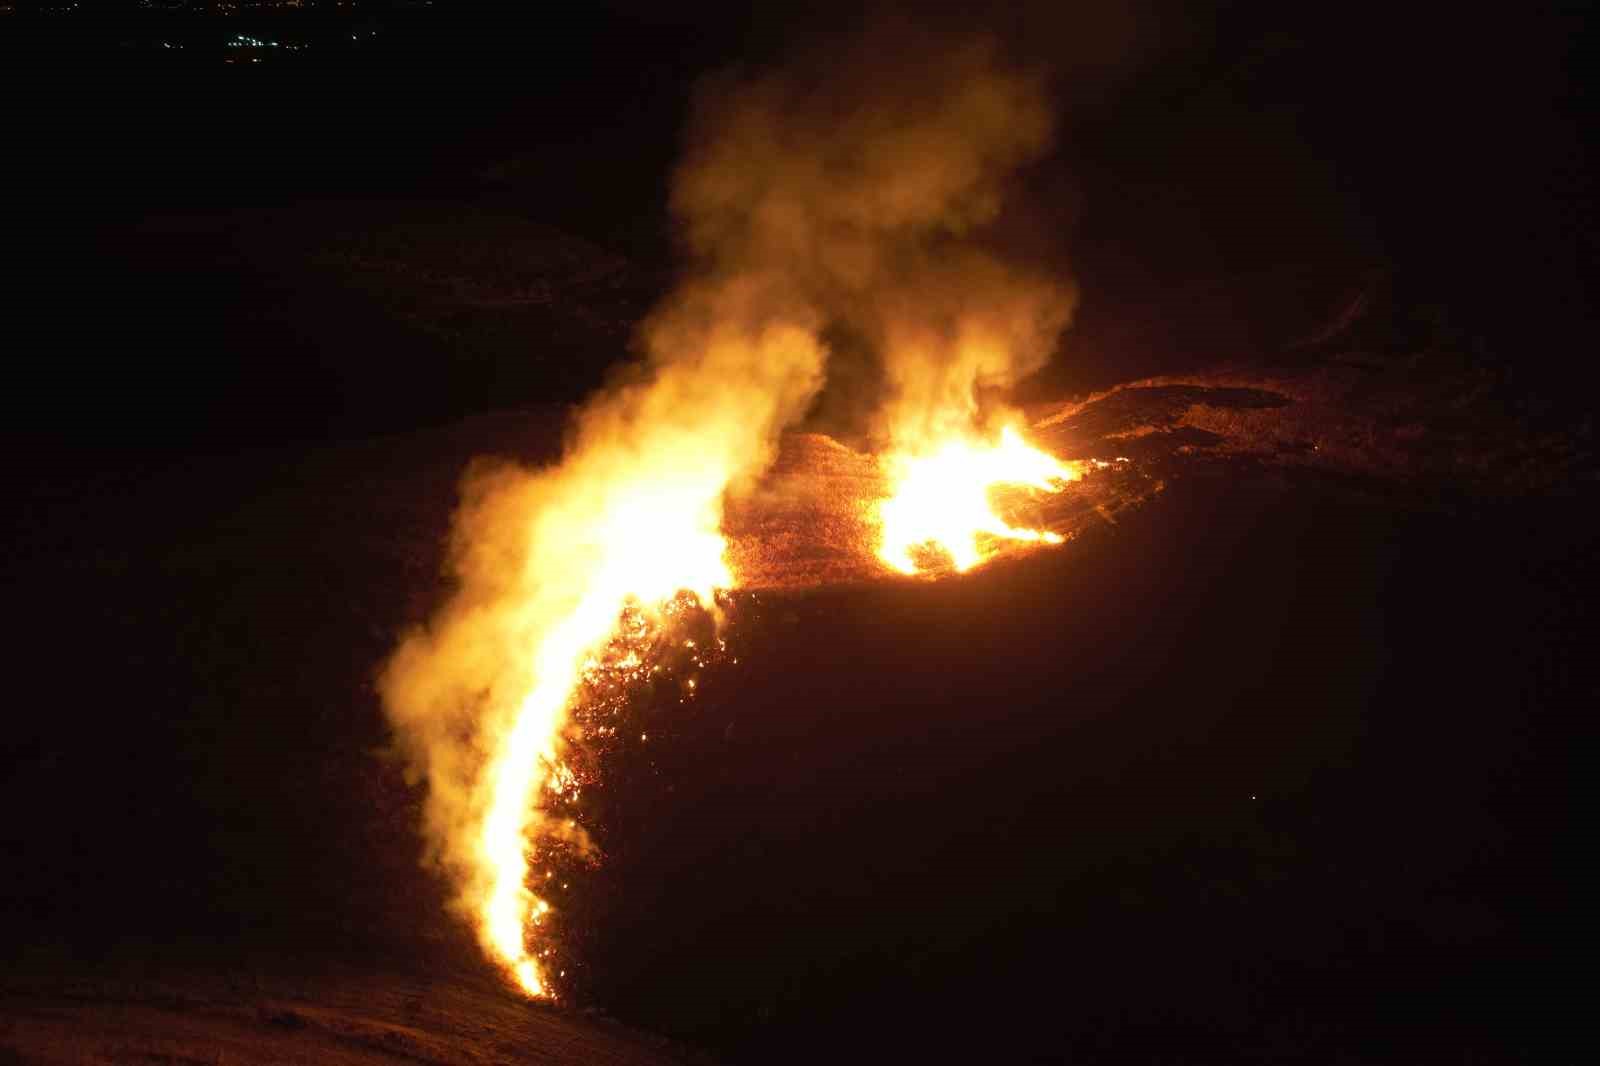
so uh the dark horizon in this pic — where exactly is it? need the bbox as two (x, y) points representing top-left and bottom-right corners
(5, 1), (1593, 452)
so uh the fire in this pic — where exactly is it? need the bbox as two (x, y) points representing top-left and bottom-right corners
(467, 418), (1078, 995)
(466, 404), (820, 995)
(381, 23), (1071, 1002)
(379, 316), (824, 1000)
(470, 475), (733, 996)
(877, 425), (1079, 574)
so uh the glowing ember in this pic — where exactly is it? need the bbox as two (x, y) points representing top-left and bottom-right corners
(877, 425), (1080, 574)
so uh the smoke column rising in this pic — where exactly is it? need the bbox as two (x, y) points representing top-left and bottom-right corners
(674, 22), (1074, 446)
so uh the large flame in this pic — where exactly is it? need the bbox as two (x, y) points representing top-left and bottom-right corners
(381, 316), (825, 999)
(473, 475), (732, 996)
(878, 424), (1079, 575)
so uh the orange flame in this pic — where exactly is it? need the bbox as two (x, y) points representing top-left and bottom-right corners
(473, 480), (732, 997)
(877, 425), (1079, 575)
(380, 318), (824, 1000)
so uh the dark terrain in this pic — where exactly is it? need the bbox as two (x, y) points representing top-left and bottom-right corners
(2, 3), (1595, 1063)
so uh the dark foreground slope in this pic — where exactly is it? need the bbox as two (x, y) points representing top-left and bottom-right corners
(2, 373), (1593, 1063)
(0, 967), (700, 1066)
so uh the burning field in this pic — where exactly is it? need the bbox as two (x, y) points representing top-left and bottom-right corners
(374, 25), (1106, 1000)
(365, 20), (1591, 1008)
(382, 420), (1151, 999)
(2, 9), (1593, 1066)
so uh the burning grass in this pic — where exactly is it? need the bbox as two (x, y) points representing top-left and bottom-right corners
(719, 429), (1158, 589)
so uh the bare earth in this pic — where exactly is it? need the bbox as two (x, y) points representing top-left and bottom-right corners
(1, 967), (703, 1066)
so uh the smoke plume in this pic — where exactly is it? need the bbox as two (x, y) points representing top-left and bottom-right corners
(674, 21), (1074, 446)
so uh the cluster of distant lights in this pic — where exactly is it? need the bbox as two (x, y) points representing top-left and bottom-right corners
(226, 33), (304, 49)
(150, 27), (374, 56)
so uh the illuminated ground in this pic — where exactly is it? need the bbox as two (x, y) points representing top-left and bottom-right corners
(1, 357), (1590, 1062)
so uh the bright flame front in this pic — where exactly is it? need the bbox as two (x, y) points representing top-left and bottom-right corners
(877, 425), (1079, 575)
(380, 314), (826, 1002)
(474, 477), (732, 997)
